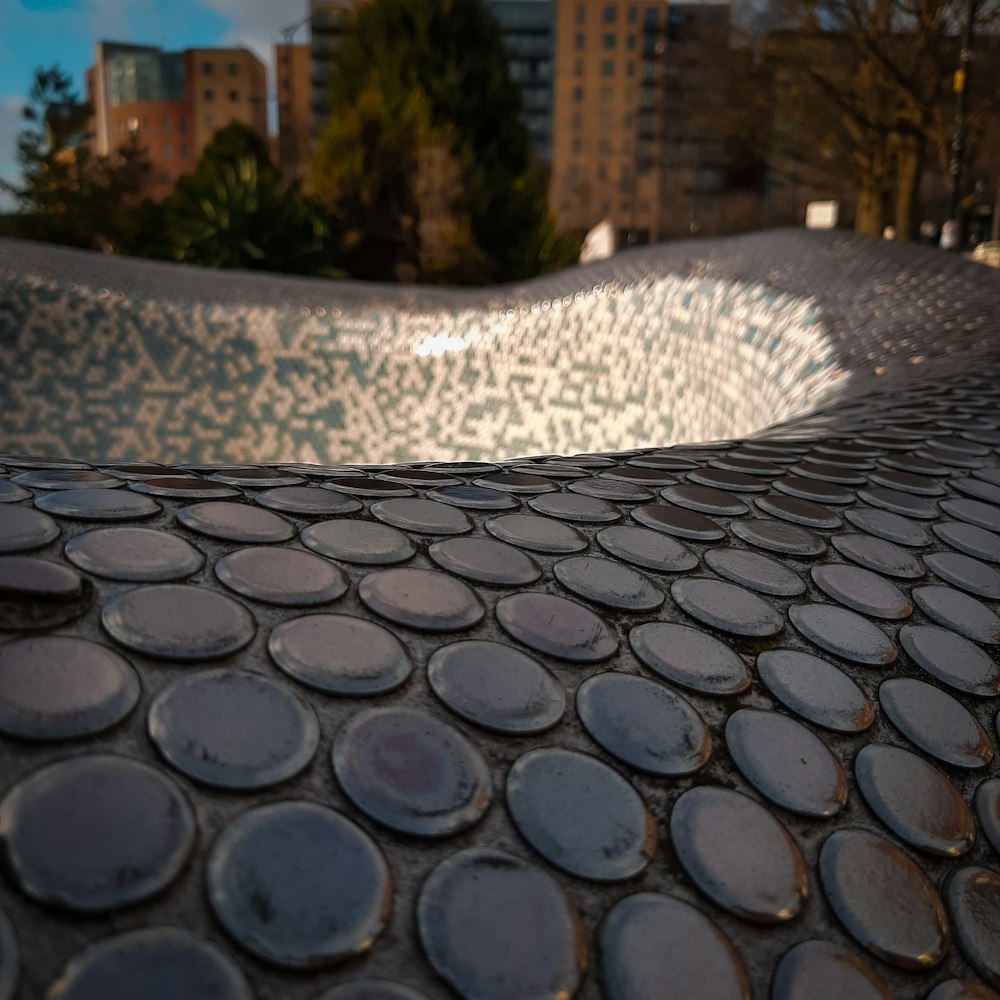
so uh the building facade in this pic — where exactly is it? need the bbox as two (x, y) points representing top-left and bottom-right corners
(275, 43), (312, 183)
(86, 42), (266, 201)
(489, 0), (555, 164)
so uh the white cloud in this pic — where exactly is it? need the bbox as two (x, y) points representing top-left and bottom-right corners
(199, 0), (307, 70)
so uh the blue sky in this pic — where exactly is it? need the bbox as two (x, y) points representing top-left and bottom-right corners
(0, 0), (301, 207)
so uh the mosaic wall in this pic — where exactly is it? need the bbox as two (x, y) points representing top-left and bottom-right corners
(1, 232), (1000, 1000)
(0, 237), (839, 464)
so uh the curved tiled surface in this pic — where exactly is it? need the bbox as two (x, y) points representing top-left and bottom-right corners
(1, 232), (1000, 998)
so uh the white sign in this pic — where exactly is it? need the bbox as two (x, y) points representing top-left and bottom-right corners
(805, 201), (839, 229)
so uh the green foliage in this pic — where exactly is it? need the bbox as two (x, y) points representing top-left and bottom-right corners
(313, 0), (577, 283)
(3, 65), (149, 249)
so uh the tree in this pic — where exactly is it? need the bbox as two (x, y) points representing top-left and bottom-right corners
(312, 0), (579, 283)
(2, 65), (149, 249)
(152, 123), (335, 275)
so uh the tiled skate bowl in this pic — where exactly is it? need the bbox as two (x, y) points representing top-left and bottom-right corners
(0, 229), (999, 999)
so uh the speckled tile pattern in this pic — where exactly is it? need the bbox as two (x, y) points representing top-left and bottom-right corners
(1, 232), (1000, 998)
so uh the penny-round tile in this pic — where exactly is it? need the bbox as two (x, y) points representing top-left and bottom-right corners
(148, 668), (319, 789)
(427, 536), (541, 586)
(417, 848), (585, 1000)
(554, 555), (664, 611)
(771, 940), (891, 1000)
(755, 493), (842, 529)
(672, 578), (783, 636)
(730, 518), (826, 556)
(757, 649), (875, 733)
(703, 547), (805, 596)
(507, 747), (655, 881)
(527, 492), (622, 523)
(789, 603), (896, 665)
(177, 501), (296, 543)
(333, 707), (491, 836)
(595, 524), (697, 572)
(370, 498), (472, 535)
(0, 505), (59, 552)
(810, 564), (912, 619)
(302, 519), (415, 565)
(65, 526), (204, 581)
(314, 982), (429, 1000)
(632, 504), (725, 541)
(359, 567), (484, 632)
(855, 744), (975, 856)
(255, 485), (363, 516)
(36, 488), (161, 521)
(912, 585), (1000, 643)
(426, 484), (519, 510)
(44, 928), (251, 1000)
(845, 507), (931, 546)
(427, 640), (565, 735)
(945, 867), (1000, 989)
(942, 497), (1000, 533)
(670, 785), (808, 923)
(830, 533), (925, 579)
(485, 513), (588, 554)
(934, 521), (1000, 562)
(926, 979), (1000, 1000)
(899, 624), (1000, 696)
(0, 755), (194, 911)
(577, 672), (711, 776)
(925, 550), (1000, 598)
(880, 677), (993, 768)
(975, 779), (1000, 856)
(269, 613), (412, 696)
(0, 635), (139, 741)
(131, 477), (240, 500)
(0, 480), (31, 503)
(13, 469), (122, 490)
(496, 591), (618, 662)
(102, 584), (255, 660)
(207, 801), (390, 969)
(819, 828), (949, 969)
(599, 892), (750, 1000)
(215, 546), (348, 606)
(726, 708), (848, 817)
(630, 621), (750, 695)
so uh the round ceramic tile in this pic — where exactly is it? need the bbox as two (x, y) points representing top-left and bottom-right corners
(45, 928), (251, 1000)
(755, 494), (841, 529)
(975, 779), (1000, 855)
(942, 497), (1000, 533)
(819, 828), (949, 970)
(0, 556), (94, 631)
(945, 867), (1000, 989)
(0, 635), (139, 741)
(177, 501), (296, 542)
(830, 533), (925, 579)
(0, 755), (194, 911)
(771, 940), (890, 1000)
(899, 624), (1000, 696)
(527, 492), (622, 523)
(208, 467), (305, 487)
(359, 567), (484, 632)
(789, 603), (896, 665)
(131, 478), (241, 499)
(630, 621), (750, 695)
(670, 786), (808, 923)
(926, 980), (1000, 1000)
(301, 519), (415, 565)
(427, 536), (541, 586)
(599, 892), (750, 1000)
(554, 556), (664, 611)
(417, 848), (584, 1000)
(912, 585), (1000, 643)
(661, 483), (747, 516)
(269, 613), (412, 696)
(880, 677), (993, 768)
(0, 907), (16, 1000)
(631, 504), (725, 541)
(215, 546), (348, 606)
(568, 477), (653, 502)
(774, 476), (854, 504)
(426, 484), (519, 510)
(0, 505), (59, 552)
(672, 577), (783, 637)
(253, 486), (362, 517)
(36, 488), (161, 521)
(757, 649), (875, 733)
(933, 521), (1000, 562)
(496, 592), (618, 662)
(703, 547), (805, 596)
(925, 551), (1000, 598)
(207, 801), (390, 969)
(321, 477), (415, 498)
(376, 469), (462, 487)
(148, 669), (319, 789)
(485, 513), (588, 554)
(845, 507), (931, 546)
(314, 982), (429, 1000)
(791, 461), (867, 484)
(810, 564), (912, 619)
(506, 747), (655, 881)
(726, 708), (848, 817)
(0, 480), (31, 503)
(577, 672), (711, 776)
(474, 472), (557, 494)
(101, 584), (255, 660)
(857, 488), (938, 518)
(595, 524), (697, 572)
(65, 526), (204, 581)
(333, 707), (491, 837)
(370, 498), (472, 535)
(13, 469), (122, 490)
(427, 640), (565, 735)
(730, 518), (825, 556)
(687, 467), (768, 493)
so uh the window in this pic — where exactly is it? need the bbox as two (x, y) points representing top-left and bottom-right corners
(573, 86), (584, 102)
(599, 139), (611, 153)
(576, 3), (585, 22)
(628, 6), (638, 22)
(597, 164), (607, 180)
(603, 33), (615, 49)
(281, 51), (290, 64)
(573, 138), (582, 153)
(621, 164), (632, 182)
(162, 116), (169, 131)
(601, 86), (613, 102)
(204, 89), (214, 101)
(229, 90), (238, 101)
(628, 33), (636, 49)
(574, 59), (583, 76)
(627, 61), (635, 76)
(600, 112), (612, 128)
(644, 7), (659, 26)
(602, 60), (613, 76)
(575, 33), (585, 49)
(603, 5), (617, 22)
(622, 139), (633, 153)
(203, 62), (213, 74)
(624, 113), (634, 126)
(228, 62), (238, 75)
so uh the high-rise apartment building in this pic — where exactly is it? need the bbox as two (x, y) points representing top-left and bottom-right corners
(86, 42), (266, 201)
(489, 0), (555, 164)
(309, 0), (358, 139)
(275, 43), (311, 183)
(550, 0), (733, 246)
